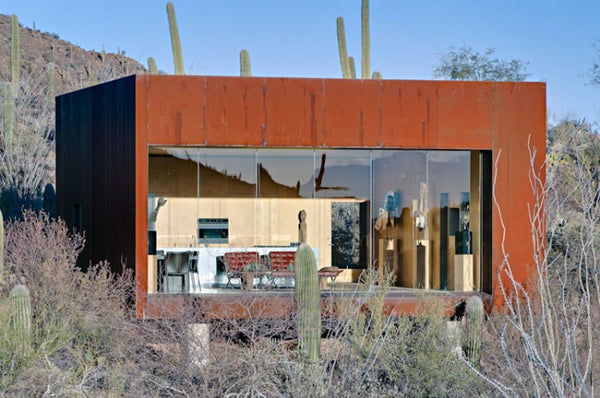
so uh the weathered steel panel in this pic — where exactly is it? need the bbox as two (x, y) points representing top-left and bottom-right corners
(59, 74), (545, 316)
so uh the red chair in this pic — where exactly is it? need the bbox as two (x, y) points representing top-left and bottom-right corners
(268, 251), (296, 287)
(224, 251), (260, 288)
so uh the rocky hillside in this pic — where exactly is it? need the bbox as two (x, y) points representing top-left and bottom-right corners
(0, 13), (146, 94)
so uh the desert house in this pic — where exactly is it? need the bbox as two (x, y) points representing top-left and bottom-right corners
(55, 75), (545, 317)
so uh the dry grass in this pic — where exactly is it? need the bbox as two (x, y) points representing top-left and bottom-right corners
(0, 213), (488, 396)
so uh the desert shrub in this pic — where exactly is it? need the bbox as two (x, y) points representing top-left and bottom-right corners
(0, 211), (490, 396)
(475, 123), (600, 397)
(171, 272), (488, 397)
(0, 211), (138, 395)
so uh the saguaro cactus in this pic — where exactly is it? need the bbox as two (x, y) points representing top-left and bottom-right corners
(361, 0), (370, 79)
(11, 284), (32, 356)
(463, 295), (484, 365)
(3, 83), (14, 153)
(294, 243), (320, 363)
(166, 2), (185, 75)
(11, 14), (20, 87)
(240, 49), (252, 77)
(147, 57), (158, 75)
(336, 1), (381, 80)
(336, 17), (351, 79)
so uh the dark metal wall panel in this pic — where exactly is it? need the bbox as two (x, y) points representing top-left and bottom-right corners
(56, 76), (136, 274)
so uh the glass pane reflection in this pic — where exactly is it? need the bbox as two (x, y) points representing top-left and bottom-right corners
(257, 149), (315, 198)
(148, 146), (484, 293)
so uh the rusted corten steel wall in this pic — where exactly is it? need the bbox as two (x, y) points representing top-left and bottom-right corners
(134, 75), (545, 317)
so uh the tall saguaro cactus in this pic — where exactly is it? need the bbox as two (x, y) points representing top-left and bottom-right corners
(11, 284), (32, 356)
(166, 2), (185, 75)
(240, 49), (252, 77)
(361, 0), (370, 79)
(336, 17), (351, 79)
(2, 83), (15, 153)
(11, 14), (20, 87)
(295, 243), (321, 363)
(463, 295), (484, 365)
(336, 1), (381, 79)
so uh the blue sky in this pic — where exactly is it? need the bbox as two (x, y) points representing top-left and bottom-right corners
(4, 1), (599, 124)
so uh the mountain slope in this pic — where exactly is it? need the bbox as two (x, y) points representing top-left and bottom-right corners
(0, 13), (146, 94)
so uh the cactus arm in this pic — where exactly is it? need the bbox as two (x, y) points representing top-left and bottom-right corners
(240, 49), (252, 77)
(148, 57), (158, 74)
(166, 2), (185, 75)
(349, 56), (357, 79)
(372, 71), (383, 79)
(361, 0), (370, 79)
(336, 17), (351, 79)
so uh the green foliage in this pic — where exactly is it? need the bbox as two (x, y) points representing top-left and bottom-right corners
(463, 295), (483, 365)
(361, 0), (370, 79)
(147, 57), (158, 74)
(329, 286), (482, 396)
(433, 46), (530, 81)
(10, 284), (32, 357)
(166, 2), (185, 75)
(240, 49), (252, 77)
(336, 17), (351, 79)
(11, 14), (20, 87)
(294, 243), (320, 363)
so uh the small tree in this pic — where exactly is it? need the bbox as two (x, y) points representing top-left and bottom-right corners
(591, 40), (600, 87)
(433, 46), (529, 81)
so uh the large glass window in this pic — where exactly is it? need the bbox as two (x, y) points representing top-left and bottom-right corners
(148, 147), (487, 293)
(314, 150), (371, 270)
